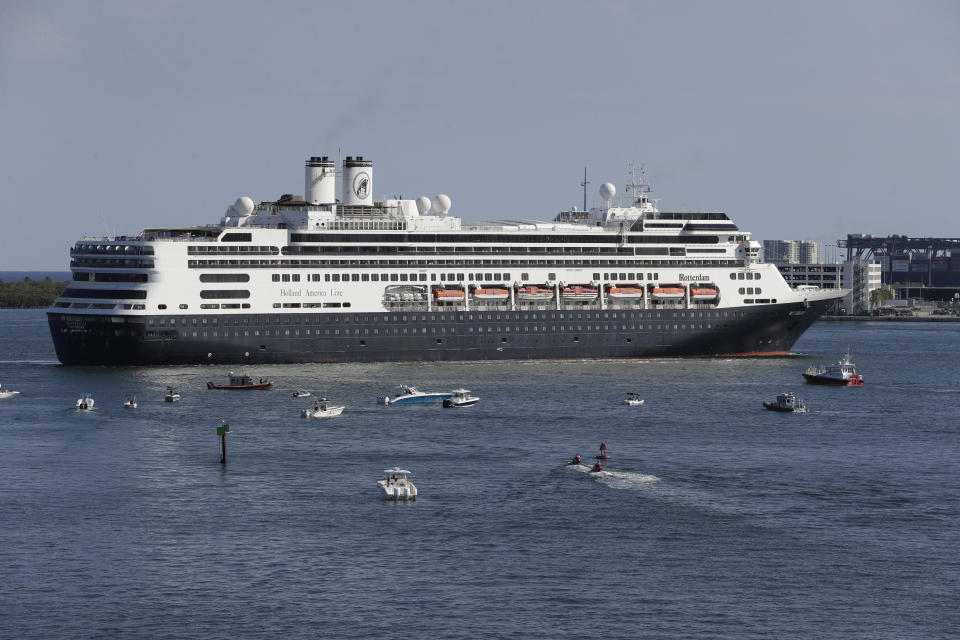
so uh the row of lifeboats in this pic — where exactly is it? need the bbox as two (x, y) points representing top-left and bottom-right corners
(431, 285), (719, 302)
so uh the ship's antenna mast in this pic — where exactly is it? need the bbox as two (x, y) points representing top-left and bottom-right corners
(581, 167), (589, 212)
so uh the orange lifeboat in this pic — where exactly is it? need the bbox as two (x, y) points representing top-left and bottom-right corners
(517, 286), (554, 301)
(472, 288), (509, 301)
(651, 287), (685, 300)
(607, 287), (644, 299)
(433, 289), (466, 299)
(690, 287), (719, 301)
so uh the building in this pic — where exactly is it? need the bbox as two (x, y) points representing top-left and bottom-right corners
(774, 258), (881, 314)
(763, 239), (824, 265)
(840, 234), (960, 302)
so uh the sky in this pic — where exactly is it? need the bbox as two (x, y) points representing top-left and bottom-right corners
(1, 0), (958, 269)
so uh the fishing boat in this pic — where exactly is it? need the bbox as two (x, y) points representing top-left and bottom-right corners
(378, 385), (452, 405)
(623, 392), (644, 406)
(207, 372), (274, 390)
(377, 467), (417, 501)
(164, 386), (181, 402)
(123, 394), (137, 409)
(442, 388), (479, 408)
(803, 349), (863, 386)
(763, 392), (808, 412)
(0, 383), (20, 399)
(301, 399), (345, 418)
(75, 394), (95, 410)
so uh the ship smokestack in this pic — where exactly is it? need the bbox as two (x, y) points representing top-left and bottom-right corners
(305, 156), (336, 205)
(343, 156), (373, 206)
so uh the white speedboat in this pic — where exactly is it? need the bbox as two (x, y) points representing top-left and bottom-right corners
(291, 390), (311, 398)
(123, 394), (137, 409)
(0, 383), (21, 399)
(75, 394), (95, 411)
(378, 467), (417, 500)
(301, 399), (345, 418)
(378, 385), (452, 405)
(623, 392), (644, 406)
(164, 387), (181, 402)
(443, 388), (479, 408)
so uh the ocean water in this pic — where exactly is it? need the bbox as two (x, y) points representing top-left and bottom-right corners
(1, 310), (958, 639)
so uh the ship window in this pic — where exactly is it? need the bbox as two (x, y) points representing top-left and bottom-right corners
(179, 304), (188, 309)
(362, 274), (369, 281)
(400, 274), (408, 281)
(756, 273), (761, 280)
(730, 273), (736, 280)
(331, 274), (340, 282)
(371, 274), (379, 281)
(739, 288), (745, 294)
(158, 304), (167, 310)
(282, 274), (290, 282)
(273, 303), (281, 308)
(738, 273), (745, 280)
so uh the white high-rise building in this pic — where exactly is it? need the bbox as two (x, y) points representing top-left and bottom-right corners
(798, 241), (821, 264)
(762, 239), (799, 263)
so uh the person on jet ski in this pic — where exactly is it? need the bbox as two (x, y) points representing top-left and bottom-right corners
(568, 454), (582, 465)
(590, 461), (603, 473)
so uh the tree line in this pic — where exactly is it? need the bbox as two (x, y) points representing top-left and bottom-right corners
(0, 277), (69, 308)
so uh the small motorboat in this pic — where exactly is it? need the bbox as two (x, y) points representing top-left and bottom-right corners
(623, 392), (644, 406)
(442, 388), (479, 408)
(123, 394), (138, 409)
(378, 385), (452, 405)
(566, 454), (587, 467)
(207, 372), (274, 390)
(0, 383), (21, 399)
(803, 349), (863, 386)
(164, 387), (181, 402)
(291, 390), (311, 398)
(763, 392), (808, 413)
(75, 394), (95, 411)
(378, 467), (417, 500)
(590, 461), (604, 473)
(301, 399), (345, 418)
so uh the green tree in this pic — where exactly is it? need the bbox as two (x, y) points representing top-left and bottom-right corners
(869, 287), (893, 311)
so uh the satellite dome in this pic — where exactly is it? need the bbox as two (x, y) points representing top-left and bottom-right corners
(599, 182), (616, 202)
(432, 194), (451, 215)
(234, 196), (255, 216)
(416, 196), (432, 215)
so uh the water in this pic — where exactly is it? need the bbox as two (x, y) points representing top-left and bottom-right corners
(1, 310), (958, 639)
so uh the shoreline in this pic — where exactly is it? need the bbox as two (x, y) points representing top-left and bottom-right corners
(820, 315), (960, 322)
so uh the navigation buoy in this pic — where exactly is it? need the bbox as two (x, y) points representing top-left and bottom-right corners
(596, 442), (610, 460)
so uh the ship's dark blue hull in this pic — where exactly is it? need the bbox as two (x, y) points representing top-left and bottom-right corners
(47, 300), (831, 365)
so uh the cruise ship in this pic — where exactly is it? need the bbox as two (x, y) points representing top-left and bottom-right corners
(48, 155), (842, 365)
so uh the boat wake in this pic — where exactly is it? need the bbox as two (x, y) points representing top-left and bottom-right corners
(0, 359), (59, 365)
(567, 464), (660, 489)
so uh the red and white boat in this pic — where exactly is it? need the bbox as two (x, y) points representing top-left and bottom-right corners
(802, 349), (863, 386)
(472, 288), (509, 301)
(517, 286), (554, 301)
(207, 372), (274, 390)
(651, 286), (685, 300)
(690, 287), (719, 301)
(560, 286), (599, 301)
(607, 287), (644, 299)
(433, 288), (466, 300)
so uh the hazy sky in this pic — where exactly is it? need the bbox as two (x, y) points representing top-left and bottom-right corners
(2, 0), (957, 269)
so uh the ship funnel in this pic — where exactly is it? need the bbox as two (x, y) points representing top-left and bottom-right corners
(343, 156), (373, 206)
(305, 156), (336, 205)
